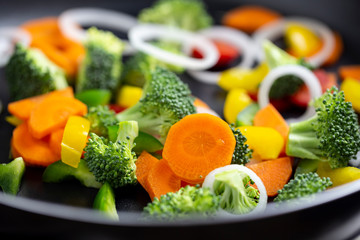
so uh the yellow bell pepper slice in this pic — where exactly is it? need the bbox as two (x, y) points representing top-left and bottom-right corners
(218, 62), (269, 93)
(238, 126), (284, 160)
(224, 88), (252, 124)
(116, 85), (143, 108)
(61, 116), (90, 168)
(341, 77), (360, 112)
(285, 23), (321, 57)
(317, 162), (360, 187)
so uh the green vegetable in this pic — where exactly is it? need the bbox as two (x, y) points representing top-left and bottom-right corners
(286, 87), (360, 169)
(274, 172), (332, 202)
(116, 67), (196, 143)
(93, 182), (119, 220)
(75, 89), (111, 107)
(138, 0), (213, 31)
(77, 27), (124, 93)
(108, 125), (163, 154)
(85, 105), (118, 138)
(6, 44), (68, 101)
(42, 159), (102, 188)
(213, 169), (259, 215)
(295, 159), (319, 176)
(143, 185), (220, 221)
(84, 121), (138, 188)
(122, 42), (184, 88)
(230, 124), (252, 165)
(235, 103), (260, 127)
(0, 157), (25, 195)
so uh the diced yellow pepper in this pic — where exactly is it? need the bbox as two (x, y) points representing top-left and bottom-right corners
(341, 77), (360, 112)
(61, 116), (90, 168)
(116, 85), (143, 108)
(224, 88), (252, 124)
(237, 126), (284, 160)
(218, 62), (269, 93)
(317, 162), (360, 187)
(285, 23), (321, 57)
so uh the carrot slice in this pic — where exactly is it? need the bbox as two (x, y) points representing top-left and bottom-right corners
(11, 122), (59, 167)
(49, 128), (64, 159)
(145, 159), (181, 200)
(193, 97), (210, 109)
(339, 65), (360, 81)
(222, 6), (281, 33)
(8, 87), (74, 120)
(322, 32), (343, 66)
(135, 151), (159, 192)
(28, 96), (87, 139)
(163, 113), (236, 184)
(247, 157), (293, 197)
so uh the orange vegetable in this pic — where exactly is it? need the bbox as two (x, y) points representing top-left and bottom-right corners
(322, 32), (343, 66)
(223, 6), (281, 33)
(163, 113), (236, 184)
(247, 157), (293, 197)
(135, 151), (159, 191)
(193, 98), (210, 109)
(28, 95), (87, 139)
(8, 87), (74, 120)
(49, 128), (64, 159)
(339, 65), (360, 81)
(145, 159), (181, 200)
(11, 122), (59, 167)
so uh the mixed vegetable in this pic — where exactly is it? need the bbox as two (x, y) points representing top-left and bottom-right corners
(1, 0), (360, 222)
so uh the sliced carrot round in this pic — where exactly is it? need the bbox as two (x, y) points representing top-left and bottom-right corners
(163, 113), (236, 184)
(135, 151), (159, 192)
(49, 128), (64, 159)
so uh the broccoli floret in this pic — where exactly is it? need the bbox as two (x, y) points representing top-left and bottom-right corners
(77, 27), (124, 93)
(84, 121), (138, 188)
(6, 44), (68, 101)
(286, 87), (360, 169)
(229, 124), (252, 165)
(138, 0), (212, 31)
(122, 42), (184, 87)
(85, 105), (118, 137)
(143, 185), (220, 221)
(0, 157), (25, 195)
(116, 67), (196, 143)
(213, 169), (260, 215)
(274, 172), (332, 202)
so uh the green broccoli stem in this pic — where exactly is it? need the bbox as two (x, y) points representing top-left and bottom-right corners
(117, 121), (139, 149)
(286, 116), (324, 161)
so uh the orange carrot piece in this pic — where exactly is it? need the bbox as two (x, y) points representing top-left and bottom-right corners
(21, 17), (58, 39)
(49, 128), (64, 159)
(222, 6), (281, 33)
(135, 151), (159, 191)
(322, 32), (343, 66)
(339, 65), (360, 81)
(193, 97), (210, 109)
(28, 96), (87, 139)
(12, 122), (59, 167)
(8, 87), (74, 120)
(163, 113), (236, 184)
(145, 159), (181, 200)
(247, 157), (293, 197)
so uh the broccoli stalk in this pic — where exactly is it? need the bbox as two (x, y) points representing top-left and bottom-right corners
(84, 121), (138, 188)
(213, 169), (259, 215)
(6, 44), (68, 101)
(77, 27), (124, 93)
(143, 185), (220, 221)
(138, 0), (213, 32)
(274, 172), (332, 202)
(116, 67), (196, 143)
(230, 124), (252, 165)
(286, 87), (360, 169)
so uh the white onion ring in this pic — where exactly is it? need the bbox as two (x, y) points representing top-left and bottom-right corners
(195, 106), (220, 118)
(128, 24), (219, 70)
(58, 8), (138, 55)
(187, 26), (255, 84)
(258, 65), (322, 123)
(202, 164), (267, 216)
(0, 27), (31, 67)
(253, 17), (335, 68)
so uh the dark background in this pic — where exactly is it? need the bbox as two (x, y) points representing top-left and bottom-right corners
(0, 0), (360, 239)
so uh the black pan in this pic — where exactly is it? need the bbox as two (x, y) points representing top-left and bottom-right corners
(0, 0), (360, 239)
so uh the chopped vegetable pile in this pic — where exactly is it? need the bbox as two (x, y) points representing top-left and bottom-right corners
(1, 0), (360, 223)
